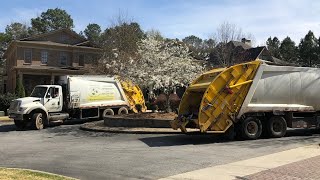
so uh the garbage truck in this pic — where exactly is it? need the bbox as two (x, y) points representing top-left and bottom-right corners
(171, 60), (320, 140)
(8, 76), (146, 130)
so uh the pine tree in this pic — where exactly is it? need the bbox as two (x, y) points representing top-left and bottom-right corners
(266, 37), (281, 58)
(15, 78), (25, 98)
(280, 37), (298, 64)
(298, 31), (318, 67)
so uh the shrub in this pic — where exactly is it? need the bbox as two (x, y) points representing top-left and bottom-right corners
(0, 93), (17, 112)
(153, 94), (167, 111)
(15, 78), (25, 98)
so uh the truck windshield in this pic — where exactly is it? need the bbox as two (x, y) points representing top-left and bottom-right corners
(30, 87), (48, 98)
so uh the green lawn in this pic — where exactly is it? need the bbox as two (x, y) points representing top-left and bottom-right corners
(0, 168), (75, 180)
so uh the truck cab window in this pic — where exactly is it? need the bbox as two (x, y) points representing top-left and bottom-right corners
(46, 87), (53, 98)
(53, 88), (59, 98)
(30, 87), (48, 98)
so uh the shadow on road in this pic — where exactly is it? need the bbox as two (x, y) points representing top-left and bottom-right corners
(0, 118), (99, 133)
(140, 129), (320, 147)
(0, 123), (17, 132)
(140, 134), (227, 147)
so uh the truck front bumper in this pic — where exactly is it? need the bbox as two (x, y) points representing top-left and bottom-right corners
(9, 113), (24, 121)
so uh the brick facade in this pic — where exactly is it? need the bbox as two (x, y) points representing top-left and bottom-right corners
(3, 29), (102, 95)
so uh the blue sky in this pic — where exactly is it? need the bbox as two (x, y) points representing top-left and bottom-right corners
(0, 0), (319, 45)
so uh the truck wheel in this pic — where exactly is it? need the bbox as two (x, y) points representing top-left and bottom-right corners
(31, 113), (44, 130)
(103, 109), (114, 118)
(267, 116), (287, 138)
(118, 107), (129, 115)
(241, 117), (262, 140)
(14, 120), (26, 130)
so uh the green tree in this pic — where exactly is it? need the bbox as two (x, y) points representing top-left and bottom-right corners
(5, 22), (29, 40)
(266, 37), (281, 58)
(280, 36), (298, 64)
(298, 30), (318, 67)
(84, 23), (102, 46)
(203, 38), (216, 49)
(145, 29), (163, 41)
(31, 8), (74, 33)
(182, 35), (203, 49)
(15, 78), (25, 98)
(101, 22), (144, 57)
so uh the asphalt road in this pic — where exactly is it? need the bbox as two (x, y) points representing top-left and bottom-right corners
(0, 121), (319, 180)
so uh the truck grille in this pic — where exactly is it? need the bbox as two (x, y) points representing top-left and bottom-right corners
(9, 100), (20, 111)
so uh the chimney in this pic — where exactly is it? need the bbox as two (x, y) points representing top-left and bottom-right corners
(241, 38), (252, 47)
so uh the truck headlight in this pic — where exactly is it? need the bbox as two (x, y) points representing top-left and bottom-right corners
(19, 107), (27, 112)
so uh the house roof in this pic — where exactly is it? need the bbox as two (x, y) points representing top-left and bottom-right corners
(20, 28), (87, 43)
(237, 46), (265, 62)
(271, 56), (295, 66)
(229, 41), (252, 50)
(15, 40), (101, 51)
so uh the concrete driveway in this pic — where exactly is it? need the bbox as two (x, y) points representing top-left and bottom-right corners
(0, 121), (319, 180)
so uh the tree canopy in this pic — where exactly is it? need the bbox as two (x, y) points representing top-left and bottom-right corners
(84, 23), (102, 46)
(298, 30), (318, 67)
(280, 36), (298, 63)
(31, 8), (74, 33)
(266, 37), (281, 58)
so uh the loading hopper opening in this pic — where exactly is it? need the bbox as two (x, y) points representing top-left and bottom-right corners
(171, 61), (261, 133)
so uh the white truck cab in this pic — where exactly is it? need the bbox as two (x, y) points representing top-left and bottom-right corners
(8, 85), (65, 130)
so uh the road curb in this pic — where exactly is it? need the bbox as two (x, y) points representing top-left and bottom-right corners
(80, 120), (195, 134)
(103, 115), (172, 128)
(0, 116), (12, 122)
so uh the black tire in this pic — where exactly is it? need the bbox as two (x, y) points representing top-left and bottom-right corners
(103, 109), (114, 117)
(118, 107), (129, 115)
(241, 117), (262, 140)
(31, 113), (44, 130)
(14, 120), (26, 130)
(267, 116), (287, 138)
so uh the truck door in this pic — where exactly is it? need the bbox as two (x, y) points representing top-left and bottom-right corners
(44, 86), (62, 112)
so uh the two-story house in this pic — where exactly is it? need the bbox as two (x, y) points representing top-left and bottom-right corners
(3, 28), (102, 94)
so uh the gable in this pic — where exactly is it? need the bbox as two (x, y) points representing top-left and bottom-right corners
(21, 29), (86, 45)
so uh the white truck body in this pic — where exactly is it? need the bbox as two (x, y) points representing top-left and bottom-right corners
(63, 76), (128, 109)
(172, 60), (320, 140)
(8, 75), (133, 130)
(238, 63), (320, 118)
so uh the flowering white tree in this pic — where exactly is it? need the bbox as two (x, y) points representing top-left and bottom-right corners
(135, 36), (204, 92)
(100, 34), (205, 94)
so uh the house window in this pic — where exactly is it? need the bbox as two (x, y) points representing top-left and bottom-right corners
(60, 52), (68, 66)
(24, 49), (32, 64)
(41, 51), (48, 64)
(79, 54), (85, 66)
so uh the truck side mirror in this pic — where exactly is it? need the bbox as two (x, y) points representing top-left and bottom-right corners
(46, 93), (51, 98)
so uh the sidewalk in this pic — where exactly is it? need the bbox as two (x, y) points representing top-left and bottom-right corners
(161, 144), (320, 180)
(245, 154), (320, 179)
